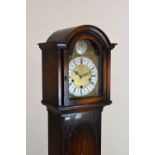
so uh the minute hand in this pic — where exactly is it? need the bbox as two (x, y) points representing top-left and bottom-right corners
(81, 71), (91, 78)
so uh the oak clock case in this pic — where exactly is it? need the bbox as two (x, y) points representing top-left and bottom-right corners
(38, 25), (116, 155)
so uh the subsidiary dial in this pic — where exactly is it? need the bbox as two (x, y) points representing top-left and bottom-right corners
(75, 40), (87, 55)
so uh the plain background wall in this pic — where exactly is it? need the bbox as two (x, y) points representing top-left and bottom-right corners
(27, 0), (128, 155)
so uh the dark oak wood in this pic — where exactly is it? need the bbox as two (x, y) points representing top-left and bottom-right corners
(63, 110), (101, 155)
(38, 25), (116, 155)
(48, 110), (101, 155)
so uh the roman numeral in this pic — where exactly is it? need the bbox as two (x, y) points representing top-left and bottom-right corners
(80, 58), (83, 64)
(90, 67), (94, 70)
(73, 61), (77, 66)
(73, 88), (76, 92)
(80, 88), (82, 95)
(90, 81), (95, 85)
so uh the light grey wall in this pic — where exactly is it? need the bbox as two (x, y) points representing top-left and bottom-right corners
(27, 0), (128, 155)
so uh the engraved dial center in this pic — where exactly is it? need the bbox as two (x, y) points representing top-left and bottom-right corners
(72, 65), (91, 88)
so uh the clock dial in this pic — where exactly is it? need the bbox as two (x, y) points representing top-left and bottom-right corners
(69, 57), (98, 97)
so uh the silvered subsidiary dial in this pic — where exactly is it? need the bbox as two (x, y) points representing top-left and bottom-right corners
(69, 57), (98, 97)
(75, 40), (87, 55)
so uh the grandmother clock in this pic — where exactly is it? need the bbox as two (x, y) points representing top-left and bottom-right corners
(38, 25), (116, 155)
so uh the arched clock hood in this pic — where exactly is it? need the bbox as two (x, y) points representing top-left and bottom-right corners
(38, 25), (117, 109)
(46, 25), (117, 51)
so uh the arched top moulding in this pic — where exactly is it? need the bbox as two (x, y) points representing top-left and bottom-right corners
(39, 25), (117, 51)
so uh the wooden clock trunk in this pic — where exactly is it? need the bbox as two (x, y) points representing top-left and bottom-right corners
(38, 25), (116, 155)
(48, 110), (101, 155)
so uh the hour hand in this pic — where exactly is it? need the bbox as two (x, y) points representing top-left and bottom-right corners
(74, 70), (82, 79)
(74, 70), (79, 75)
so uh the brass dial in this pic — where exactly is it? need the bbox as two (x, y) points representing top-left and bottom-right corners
(69, 57), (98, 97)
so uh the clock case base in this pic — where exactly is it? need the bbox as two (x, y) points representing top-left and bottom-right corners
(47, 100), (111, 155)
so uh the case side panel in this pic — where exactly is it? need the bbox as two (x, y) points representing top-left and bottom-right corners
(48, 112), (62, 155)
(42, 50), (58, 107)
